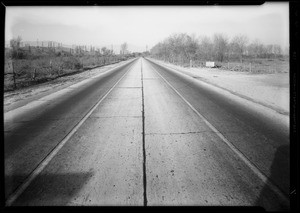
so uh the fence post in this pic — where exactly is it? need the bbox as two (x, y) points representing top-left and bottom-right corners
(57, 66), (61, 76)
(32, 68), (36, 81)
(12, 60), (17, 89)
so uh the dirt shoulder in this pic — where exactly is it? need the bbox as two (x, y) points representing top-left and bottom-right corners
(4, 60), (130, 113)
(151, 59), (289, 116)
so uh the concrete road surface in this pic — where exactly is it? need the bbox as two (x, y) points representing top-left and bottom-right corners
(4, 58), (289, 210)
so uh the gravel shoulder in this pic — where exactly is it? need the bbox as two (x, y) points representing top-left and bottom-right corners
(150, 59), (289, 116)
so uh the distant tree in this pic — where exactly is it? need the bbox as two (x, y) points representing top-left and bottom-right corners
(101, 47), (107, 55)
(273, 45), (282, 58)
(213, 33), (228, 62)
(227, 41), (236, 60)
(247, 39), (265, 59)
(197, 36), (214, 61)
(266, 44), (275, 58)
(184, 34), (199, 61)
(120, 42), (128, 55)
(101, 47), (112, 64)
(231, 34), (249, 62)
(101, 47), (112, 56)
(10, 36), (22, 59)
(151, 32), (287, 64)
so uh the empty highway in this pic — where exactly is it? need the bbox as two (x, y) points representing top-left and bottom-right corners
(4, 58), (289, 210)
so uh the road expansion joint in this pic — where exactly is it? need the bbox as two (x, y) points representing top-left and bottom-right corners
(141, 59), (148, 206)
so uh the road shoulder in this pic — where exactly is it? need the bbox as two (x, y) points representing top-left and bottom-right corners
(149, 58), (289, 116)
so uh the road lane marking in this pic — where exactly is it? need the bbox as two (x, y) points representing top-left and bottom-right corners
(5, 60), (138, 206)
(146, 59), (290, 207)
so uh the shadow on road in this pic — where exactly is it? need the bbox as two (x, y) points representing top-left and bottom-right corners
(255, 144), (290, 211)
(5, 172), (93, 206)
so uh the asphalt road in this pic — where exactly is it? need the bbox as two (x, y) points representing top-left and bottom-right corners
(4, 58), (289, 210)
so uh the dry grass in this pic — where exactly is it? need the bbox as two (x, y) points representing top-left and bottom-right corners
(171, 58), (289, 74)
(219, 58), (289, 74)
(4, 52), (130, 91)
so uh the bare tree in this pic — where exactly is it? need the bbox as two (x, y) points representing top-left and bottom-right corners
(231, 34), (249, 62)
(247, 39), (265, 59)
(164, 33), (198, 64)
(101, 47), (112, 64)
(120, 42), (128, 55)
(184, 34), (199, 62)
(213, 33), (228, 62)
(101, 47), (111, 55)
(197, 36), (214, 61)
(167, 34), (183, 63)
(273, 45), (282, 58)
(10, 36), (22, 59)
(150, 32), (284, 64)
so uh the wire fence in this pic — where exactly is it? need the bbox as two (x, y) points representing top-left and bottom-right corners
(4, 50), (130, 91)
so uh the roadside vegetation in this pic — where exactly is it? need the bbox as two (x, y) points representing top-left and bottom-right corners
(150, 33), (289, 73)
(4, 37), (135, 91)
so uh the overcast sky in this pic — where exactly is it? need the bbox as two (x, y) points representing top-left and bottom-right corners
(5, 3), (289, 53)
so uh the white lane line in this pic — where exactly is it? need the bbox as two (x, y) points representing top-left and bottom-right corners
(147, 61), (290, 207)
(5, 61), (136, 206)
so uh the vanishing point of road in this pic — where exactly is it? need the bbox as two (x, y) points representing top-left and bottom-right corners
(4, 58), (290, 210)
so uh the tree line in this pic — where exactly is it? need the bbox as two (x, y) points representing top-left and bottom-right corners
(9, 37), (131, 58)
(150, 33), (287, 65)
